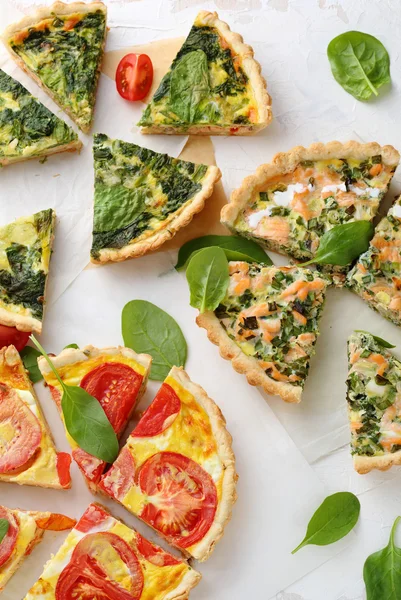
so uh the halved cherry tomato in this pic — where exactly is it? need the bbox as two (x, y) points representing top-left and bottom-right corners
(56, 452), (72, 489)
(0, 385), (42, 473)
(116, 53), (153, 101)
(0, 507), (18, 568)
(136, 533), (181, 566)
(0, 325), (30, 352)
(137, 451), (217, 549)
(132, 383), (181, 438)
(99, 447), (135, 502)
(75, 504), (110, 534)
(35, 513), (76, 531)
(55, 532), (144, 600)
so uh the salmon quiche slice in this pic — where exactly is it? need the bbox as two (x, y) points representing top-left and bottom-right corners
(347, 195), (401, 326)
(0, 505), (75, 593)
(0, 345), (71, 489)
(138, 11), (271, 135)
(38, 345), (151, 492)
(0, 208), (55, 334)
(197, 262), (329, 403)
(347, 331), (401, 473)
(2, 2), (107, 133)
(24, 503), (201, 600)
(221, 141), (399, 280)
(90, 133), (221, 263)
(0, 69), (81, 166)
(100, 366), (237, 562)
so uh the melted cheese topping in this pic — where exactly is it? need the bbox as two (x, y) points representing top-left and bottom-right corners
(0, 511), (40, 591)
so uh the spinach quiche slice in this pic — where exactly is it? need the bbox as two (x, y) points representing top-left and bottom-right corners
(91, 133), (221, 264)
(0, 209), (55, 334)
(347, 195), (401, 327)
(0, 69), (81, 166)
(138, 11), (271, 135)
(222, 141), (399, 279)
(347, 331), (401, 473)
(2, 2), (107, 133)
(197, 262), (329, 403)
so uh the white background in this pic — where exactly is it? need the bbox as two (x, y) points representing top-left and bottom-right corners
(1, 1), (401, 599)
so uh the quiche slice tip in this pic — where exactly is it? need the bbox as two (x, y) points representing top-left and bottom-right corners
(90, 133), (221, 264)
(138, 10), (271, 135)
(0, 208), (55, 334)
(2, 1), (107, 133)
(347, 331), (401, 474)
(197, 262), (329, 403)
(99, 365), (237, 562)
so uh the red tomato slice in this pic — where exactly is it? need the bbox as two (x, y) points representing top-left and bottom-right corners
(0, 385), (42, 473)
(0, 507), (18, 568)
(138, 452), (217, 549)
(0, 326), (30, 351)
(136, 533), (181, 566)
(35, 513), (76, 531)
(132, 383), (181, 438)
(116, 53), (153, 101)
(99, 447), (136, 502)
(75, 504), (110, 534)
(72, 448), (104, 485)
(55, 532), (144, 600)
(56, 452), (72, 489)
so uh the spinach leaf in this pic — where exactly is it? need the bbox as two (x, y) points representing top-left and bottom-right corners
(186, 247), (229, 313)
(170, 50), (210, 122)
(327, 31), (390, 101)
(93, 184), (146, 233)
(0, 519), (9, 544)
(20, 346), (43, 383)
(292, 492), (360, 553)
(302, 221), (374, 266)
(364, 516), (401, 599)
(355, 330), (395, 349)
(122, 300), (187, 381)
(64, 343), (79, 349)
(175, 235), (272, 270)
(30, 336), (118, 462)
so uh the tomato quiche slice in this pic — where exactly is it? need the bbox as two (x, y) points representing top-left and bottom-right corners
(90, 133), (221, 263)
(2, 2), (107, 133)
(346, 331), (401, 474)
(138, 11), (271, 135)
(0, 505), (75, 593)
(38, 345), (152, 492)
(0, 69), (81, 166)
(197, 262), (329, 403)
(24, 502), (201, 600)
(221, 141), (399, 280)
(347, 195), (401, 326)
(100, 366), (237, 562)
(0, 208), (55, 334)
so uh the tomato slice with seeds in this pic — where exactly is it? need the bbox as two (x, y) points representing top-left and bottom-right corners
(132, 383), (181, 438)
(138, 451), (217, 549)
(116, 53), (153, 101)
(55, 532), (144, 600)
(75, 504), (110, 534)
(99, 447), (136, 502)
(136, 533), (181, 566)
(0, 507), (18, 568)
(0, 385), (42, 473)
(0, 325), (30, 352)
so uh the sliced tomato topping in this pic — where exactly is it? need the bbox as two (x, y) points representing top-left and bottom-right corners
(0, 507), (18, 568)
(72, 448), (104, 485)
(56, 452), (72, 488)
(35, 513), (76, 531)
(99, 447), (136, 502)
(116, 53), (153, 101)
(0, 326), (30, 351)
(136, 533), (181, 566)
(55, 532), (144, 600)
(75, 504), (110, 534)
(138, 452), (217, 549)
(132, 383), (181, 438)
(0, 385), (42, 473)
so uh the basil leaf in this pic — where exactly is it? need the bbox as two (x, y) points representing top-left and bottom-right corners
(175, 235), (272, 270)
(364, 516), (401, 599)
(0, 519), (9, 544)
(170, 50), (210, 122)
(30, 336), (118, 463)
(302, 221), (374, 266)
(355, 330), (395, 349)
(186, 246), (229, 313)
(122, 300), (187, 381)
(292, 492), (360, 553)
(327, 31), (391, 101)
(64, 343), (79, 349)
(20, 346), (43, 383)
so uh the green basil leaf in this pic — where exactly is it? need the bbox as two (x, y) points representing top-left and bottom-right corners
(122, 300), (187, 381)
(20, 346), (43, 383)
(327, 31), (391, 101)
(170, 50), (210, 122)
(93, 184), (146, 233)
(364, 516), (401, 599)
(186, 246), (229, 313)
(175, 235), (272, 270)
(355, 330), (395, 348)
(64, 343), (79, 349)
(0, 519), (9, 544)
(292, 492), (360, 553)
(302, 221), (374, 266)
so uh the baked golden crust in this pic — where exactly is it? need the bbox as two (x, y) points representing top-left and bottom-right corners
(91, 165), (221, 264)
(354, 450), (401, 474)
(196, 311), (303, 404)
(0, 139), (82, 167)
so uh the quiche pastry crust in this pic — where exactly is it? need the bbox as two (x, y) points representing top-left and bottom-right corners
(354, 450), (401, 474)
(0, 140), (81, 167)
